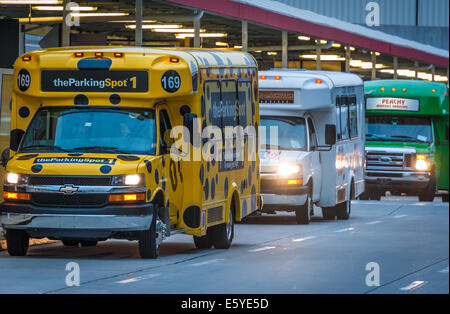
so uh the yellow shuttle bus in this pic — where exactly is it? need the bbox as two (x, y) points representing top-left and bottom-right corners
(0, 47), (260, 258)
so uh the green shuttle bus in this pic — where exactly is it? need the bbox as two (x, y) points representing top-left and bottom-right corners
(363, 80), (449, 202)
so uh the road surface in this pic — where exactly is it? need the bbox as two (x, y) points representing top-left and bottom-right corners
(0, 196), (448, 294)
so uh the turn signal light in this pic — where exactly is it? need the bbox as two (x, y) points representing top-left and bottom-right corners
(3, 192), (30, 200)
(287, 179), (302, 185)
(109, 193), (146, 202)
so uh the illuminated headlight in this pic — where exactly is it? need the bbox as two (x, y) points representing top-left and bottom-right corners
(6, 173), (28, 185)
(415, 155), (430, 171)
(278, 164), (301, 176)
(112, 174), (144, 186)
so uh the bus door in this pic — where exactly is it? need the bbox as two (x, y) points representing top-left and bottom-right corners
(306, 116), (322, 201)
(157, 106), (183, 224)
(435, 115), (449, 191)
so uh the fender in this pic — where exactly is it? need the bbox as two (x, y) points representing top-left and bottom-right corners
(226, 182), (242, 222)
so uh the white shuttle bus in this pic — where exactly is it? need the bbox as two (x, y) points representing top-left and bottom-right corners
(258, 69), (365, 224)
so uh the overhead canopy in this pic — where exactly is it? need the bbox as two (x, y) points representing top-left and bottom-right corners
(166, 0), (449, 68)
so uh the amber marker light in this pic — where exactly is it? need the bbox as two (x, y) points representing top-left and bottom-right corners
(315, 79), (322, 84)
(392, 88), (396, 92)
(260, 75), (267, 80)
(3, 192), (30, 201)
(95, 52), (103, 58)
(109, 193), (146, 202)
(170, 57), (179, 63)
(22, 56), (31, 61)
(74, 52), (84, 57)
(114, 52), (123, 57)
(380, 87), (385, 92)
(432, 89), (436, 93)
(402, 88), (407, 92)
(275, 76), (282, 80)
(287, 179), (302, 185)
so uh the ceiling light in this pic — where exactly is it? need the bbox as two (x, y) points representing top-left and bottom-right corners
(175, 33), (227, 38)
(126, 24), (181, 29)
(153, 28), (205, 33)
(267, 51), (278, 56)
(332, 43), (341, 48)
(32, 6), (97, 11)
(300, 54), (345, 61)
(298, 36), (310, 41)
(0, 0), (61, 4)
(215, 42), (228, 47)
(71, 13), (129, 17)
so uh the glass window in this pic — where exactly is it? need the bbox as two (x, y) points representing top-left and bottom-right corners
(307, 118), (318, 150)
(260, 116), (307, 151)
(336, 97), (342, 141)
(340, 96), (350, 140)
(349, 95), (358, 138)
(20, 107), (156, 154)
(221, 80), (238, 128)
(366, 116), (433, 143)
(159, 109), (172, 154)
(238, 80), (252, 127)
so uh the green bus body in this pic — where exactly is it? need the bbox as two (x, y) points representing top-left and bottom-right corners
(364, 80), (449, 201)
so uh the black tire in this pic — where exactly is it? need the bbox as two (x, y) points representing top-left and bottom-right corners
(80, 240), (98, 247)
(209, 201), (234, 249)
(193, 234), (213, 249)
(336, 200), (351, 220)
(295, 192), (312, 225)
(443, 194), (449, 203)
(138, 209), (159, 259)
(322, 207), (335, 220)
(359, 192), (370, 200)
(62, 240), (79, 247)
(6, 229), (29, 256)
(419, 177), (436, 202)
(368, 191), (382, 201)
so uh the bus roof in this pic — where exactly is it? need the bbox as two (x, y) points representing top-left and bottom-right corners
(259, 69), (363, 89)
(365, 79), (449, 116)
(20, 46), (257, 69)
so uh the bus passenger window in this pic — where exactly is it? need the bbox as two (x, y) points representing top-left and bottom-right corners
(340, 96), (350, 140)
(349, 95), (358, 138)
(238, 80), (252, 127)
(221, 80), (238, 128)
(336, 97), (342, 141)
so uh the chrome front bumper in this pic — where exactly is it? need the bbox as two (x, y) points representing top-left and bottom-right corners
(262, 193), (307, 207)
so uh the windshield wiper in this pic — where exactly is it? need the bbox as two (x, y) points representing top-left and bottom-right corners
(72, 146), (126, 153)
(389, 135), (427, 143)
(20, 145), (70, 152)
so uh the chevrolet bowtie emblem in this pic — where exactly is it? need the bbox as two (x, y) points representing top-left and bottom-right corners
(59, 185), (79, 194)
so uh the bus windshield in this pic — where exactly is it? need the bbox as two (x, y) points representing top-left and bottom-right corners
(366, 116), (432, 143)
(20, 107), (156, 154)
(260, 116), (307, 151)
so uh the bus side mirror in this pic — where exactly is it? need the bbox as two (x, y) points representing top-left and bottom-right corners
(325, 124), (336, 146)
(1, 148), (10, 168)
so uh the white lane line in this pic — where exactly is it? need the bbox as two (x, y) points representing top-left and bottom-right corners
(400, 281), (427, 291)
(189, 259), (224, 267)
(115, 273), (161, 284)
(366, 220), (382, 225)
(334, 227), (355, 233)
(438, 266), (449, 273)
(292, 236), (317, 242)
(248, 246), (276, 252)
(393, 214), (408, 219)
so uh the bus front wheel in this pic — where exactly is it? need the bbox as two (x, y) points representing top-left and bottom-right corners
(418, 177), (436, 202)
(138, 209), (161, 259)
(193, 234), (213, 249)
(295, 192), (312, 225)
(5, 229), (29, 256)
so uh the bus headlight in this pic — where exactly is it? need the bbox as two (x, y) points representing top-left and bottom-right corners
(6, 173), (29, 185)
(415, 155), (430, 171)
(278, 164), (301, 176)
(112, 174), (144, 186)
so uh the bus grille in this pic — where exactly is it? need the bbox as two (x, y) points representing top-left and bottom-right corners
(29, 176), (111, 186)
(366, 151), (413, 171)
(31, 193), (107, 207)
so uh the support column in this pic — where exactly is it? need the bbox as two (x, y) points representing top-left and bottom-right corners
(282, 31), (288, 68)
(431, 64), (435, 81)
(135, 0), (143, 47)
(371, 52), (376, 80)
(194, 14), (201, 48)
(414, 61), (419, 79)
(242, 20), (248, 52)
(316, 42), (321, 71)
(345, 45), (351, 72)
(393, 56), (398, 79)
(61, 0), (70, 47)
